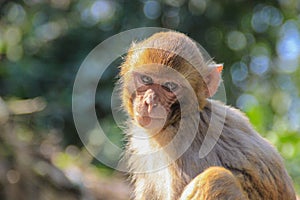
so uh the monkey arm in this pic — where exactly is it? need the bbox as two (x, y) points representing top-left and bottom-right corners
(179, 166), (248, 200)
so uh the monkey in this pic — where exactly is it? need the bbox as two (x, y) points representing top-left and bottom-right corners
(118, 31), (296, 200)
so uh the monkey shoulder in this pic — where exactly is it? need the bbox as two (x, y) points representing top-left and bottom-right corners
(207, 100), (252, 131)
(208, 100), (278, 155)
(205, 100), (287, 174)
(207, 100), (270, 143)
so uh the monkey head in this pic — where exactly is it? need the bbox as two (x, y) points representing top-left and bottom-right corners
(120, 32), (222, 133)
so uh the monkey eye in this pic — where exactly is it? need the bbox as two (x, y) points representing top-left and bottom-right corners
(141, 75), (153, 85)
(162, 82), (178, 92)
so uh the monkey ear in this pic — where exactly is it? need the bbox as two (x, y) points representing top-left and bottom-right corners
(204, 64), (223, 98)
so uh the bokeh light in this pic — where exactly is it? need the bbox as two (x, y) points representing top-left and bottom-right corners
(276, 20), (300, 73)
(227, 31), (247, 51)
(251, 5), (283, 33)
(144, 0), (161, 20)
(236, 94), (258, 111)
(230, 62), (248, 83)
(188, 0), (206, 15)
(250, 56), (270, 75)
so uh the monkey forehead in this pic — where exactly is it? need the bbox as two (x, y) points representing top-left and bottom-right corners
(134, 63), (178, 72)
(126, 49), (208, 78)
(131, 64), (189, 81)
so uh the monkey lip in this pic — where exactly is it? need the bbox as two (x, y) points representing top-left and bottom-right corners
(136, 114), (166, 127)
(136, 114), (165, 120)
(135, 112), (165, 119)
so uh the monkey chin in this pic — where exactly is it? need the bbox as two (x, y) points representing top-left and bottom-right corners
(135, 114), (167, 134)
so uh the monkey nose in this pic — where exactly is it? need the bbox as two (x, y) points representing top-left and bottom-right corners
(145, 93), (156, 105)
(146, 96), (158, 104)
(145, 98), (152, 105)
(145, 98), (158, 112)
(145, 100), (158, 108)
(147, 103), (158, 113)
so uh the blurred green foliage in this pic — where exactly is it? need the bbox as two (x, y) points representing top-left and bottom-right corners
(0, 0), (299, 192)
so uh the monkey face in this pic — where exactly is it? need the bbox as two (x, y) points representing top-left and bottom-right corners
(133, 73), (179, 130)
(120, 47), (213, 133)
(126, 65), (186, 132)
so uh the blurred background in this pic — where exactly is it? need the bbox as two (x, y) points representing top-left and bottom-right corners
(0, 0), (299, 199)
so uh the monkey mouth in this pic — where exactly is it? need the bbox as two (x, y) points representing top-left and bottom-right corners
(135, 114), (166, 128)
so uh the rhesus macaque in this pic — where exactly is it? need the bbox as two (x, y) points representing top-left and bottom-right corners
(119, 31), (296, 200)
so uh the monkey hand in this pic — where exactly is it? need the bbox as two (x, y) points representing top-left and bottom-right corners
(179, 167), (248, 200)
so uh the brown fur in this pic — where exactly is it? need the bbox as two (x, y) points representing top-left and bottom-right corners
(120, 31), (296, 200)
